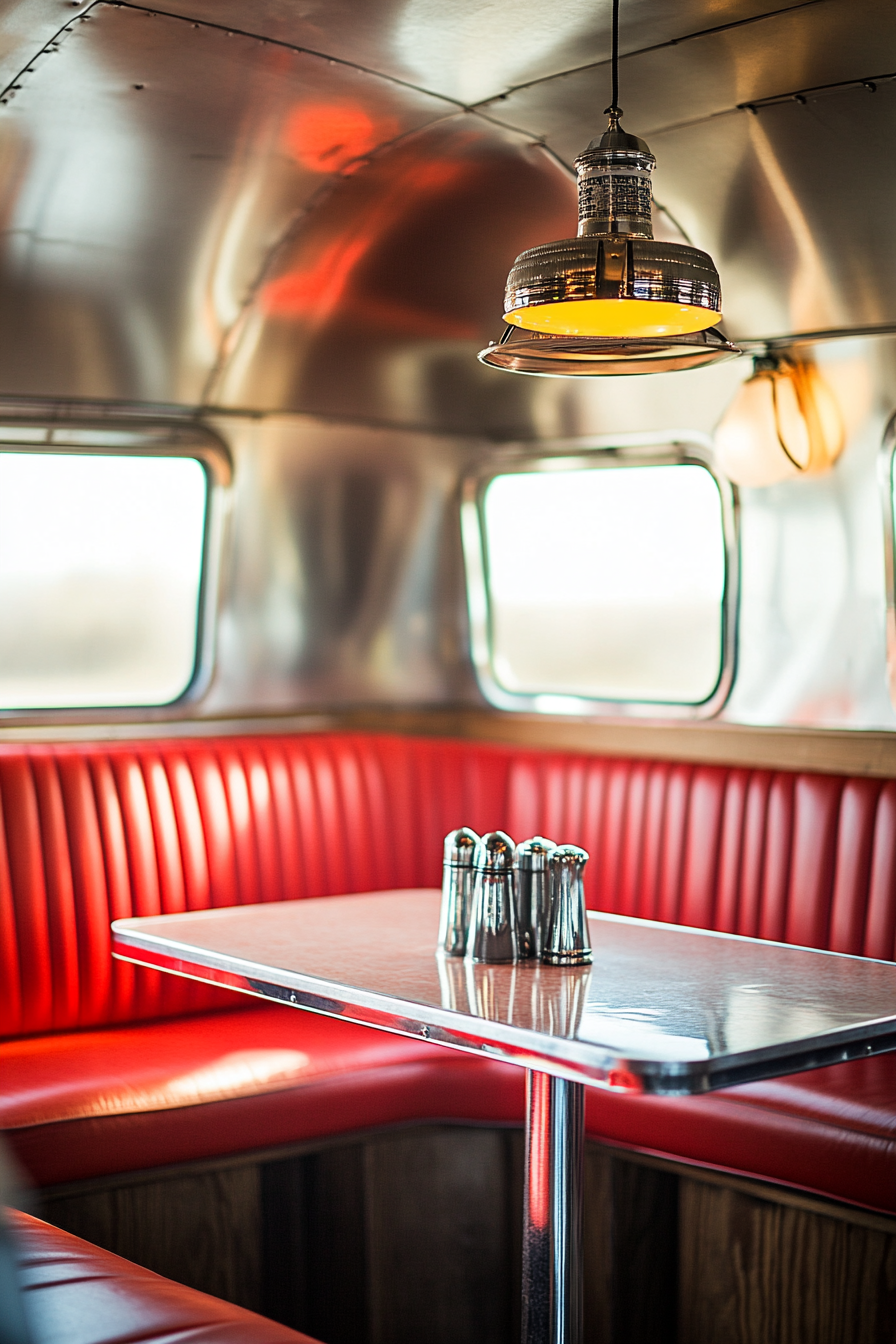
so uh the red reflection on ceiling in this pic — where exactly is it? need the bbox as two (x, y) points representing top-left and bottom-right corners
(260, 157), (478, 338)
(263, 238), (369, 315)
(283, 103), (394, 174)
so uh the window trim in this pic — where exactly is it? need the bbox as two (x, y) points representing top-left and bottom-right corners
(461, 434), (739, 720)
(880, 412), (896, 713)
(0, 414), (232, 722)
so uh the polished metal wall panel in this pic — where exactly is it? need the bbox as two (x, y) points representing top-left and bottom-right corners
(202, 361), (751, 716)
(201, 329), (896, 731)
(202, 414), (483, 713)
(722, 336), (896, 730)
(139, 0), (809, 106)
(209, 119), (584, 433)
(0, 3), (455, 403)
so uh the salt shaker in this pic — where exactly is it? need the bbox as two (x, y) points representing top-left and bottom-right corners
(542, 844), (592, 965)
(514, 836), (555, 959)
(438, 827), (479, 956)
(466, 831), (518, 963)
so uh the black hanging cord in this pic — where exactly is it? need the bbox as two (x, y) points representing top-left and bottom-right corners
(605, 0), (621, 119)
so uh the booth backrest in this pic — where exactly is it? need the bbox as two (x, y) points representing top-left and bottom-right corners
(2, 733), (895, 1039)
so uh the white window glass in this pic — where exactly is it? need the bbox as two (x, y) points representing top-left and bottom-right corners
(482, 464), (727, 704)
(0, 453), (207, 708)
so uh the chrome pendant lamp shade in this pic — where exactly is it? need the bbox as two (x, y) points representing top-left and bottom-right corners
(479, 0), (736, 376)
(503, 112), (722, 340)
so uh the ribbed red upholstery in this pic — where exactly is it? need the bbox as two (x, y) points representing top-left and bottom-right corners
(505, 752), (896, 952)
(0, 735), (515, 1038)
(4, 731), (896, 1214)
(4, 735), (896, 1041)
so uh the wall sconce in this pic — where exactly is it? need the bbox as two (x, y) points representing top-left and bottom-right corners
(714, 353), (844, 487)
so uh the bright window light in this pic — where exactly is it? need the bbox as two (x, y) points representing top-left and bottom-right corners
(0, 453), (208, 708)
(482, 464), (727, 704)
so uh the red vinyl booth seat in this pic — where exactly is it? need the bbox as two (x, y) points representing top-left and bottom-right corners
(7, 1208), (321, 1343)
(2, 732), (896, 1214)
(1, 1007), (525, 1186)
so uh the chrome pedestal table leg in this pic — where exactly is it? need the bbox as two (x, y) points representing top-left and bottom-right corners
(522, 1069), (585, 1344)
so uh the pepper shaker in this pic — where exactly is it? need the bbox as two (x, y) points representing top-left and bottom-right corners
(514, 836), (555, 960)
(542, 844), (592, 965)
(438, 827), (479, 956)
(466, 831), (518, 963)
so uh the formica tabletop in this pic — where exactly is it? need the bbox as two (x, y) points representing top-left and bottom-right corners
(112, 890), (896, 1095)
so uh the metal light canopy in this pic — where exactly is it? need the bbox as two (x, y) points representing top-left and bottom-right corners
(479, 105), (731, 375)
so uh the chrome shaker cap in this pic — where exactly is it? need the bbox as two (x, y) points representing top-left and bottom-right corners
(549, 843), (589, 871)
(444, 827), (480, 866)
(515, 836), (555, 870)
(474, 831), (515, 871)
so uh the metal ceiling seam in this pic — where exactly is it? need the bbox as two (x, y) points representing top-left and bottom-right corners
(467, 0), (830, 108)
(647, 69), (896, 140)
(109, 0), (468, 111)
(738, 69), (896, 113)
(0, 0), (98, 105)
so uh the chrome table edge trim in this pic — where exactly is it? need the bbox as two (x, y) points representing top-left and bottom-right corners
(111, 915), (896, 1097)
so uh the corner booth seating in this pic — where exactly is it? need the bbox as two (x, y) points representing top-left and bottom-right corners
(2, 732), (896, 1218)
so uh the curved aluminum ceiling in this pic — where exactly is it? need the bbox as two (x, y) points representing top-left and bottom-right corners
(0, 0), (890, 425)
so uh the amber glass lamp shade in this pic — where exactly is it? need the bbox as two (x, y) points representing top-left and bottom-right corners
(714, 356), (845, 488)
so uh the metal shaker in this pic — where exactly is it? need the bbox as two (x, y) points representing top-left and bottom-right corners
(466, 831), (518, 963)
(542, 844), (592, 965)
(514, 837), (555, 959)
(438, 827), (479, 956)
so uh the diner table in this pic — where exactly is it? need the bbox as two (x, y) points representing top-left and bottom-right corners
(112, 889), (896, 1344)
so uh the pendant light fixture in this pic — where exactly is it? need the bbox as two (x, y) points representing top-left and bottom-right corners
(714, 352), (845, 487)
(479, 0), (737, 376)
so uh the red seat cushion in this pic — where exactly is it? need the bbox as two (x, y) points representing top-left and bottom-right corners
(584, 1054), (896, 1217)
(0, 1006), (525, 1186)
(8, 1207), (320, 1343)
(5, 996), (896, 1217)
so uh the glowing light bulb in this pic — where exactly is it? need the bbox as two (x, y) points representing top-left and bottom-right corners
(714, 356), (844, 488)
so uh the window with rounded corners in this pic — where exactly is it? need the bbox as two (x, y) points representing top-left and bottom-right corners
(0, 422), (230, 713)
(461, 441), (738, 718)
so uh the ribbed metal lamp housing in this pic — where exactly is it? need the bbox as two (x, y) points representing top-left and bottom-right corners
(503, 117), (722, 339)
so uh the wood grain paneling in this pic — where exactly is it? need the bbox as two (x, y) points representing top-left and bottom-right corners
(43, 1163), (262, 1311)
(679, 1178), (896, 1344)
(364, 1127), (520, 1344)
(583, 1146), (678, 1344)
(38, 1128), (896, 1344)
